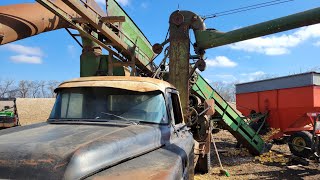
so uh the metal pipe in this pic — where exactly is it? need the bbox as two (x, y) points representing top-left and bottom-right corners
(0, 1), (76, 45)
(195, 7), (320, 51)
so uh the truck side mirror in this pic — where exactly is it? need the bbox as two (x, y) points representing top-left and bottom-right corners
(204, 99), (215, 115)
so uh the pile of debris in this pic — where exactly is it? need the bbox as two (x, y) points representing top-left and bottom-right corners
(255, 150), (289, 165)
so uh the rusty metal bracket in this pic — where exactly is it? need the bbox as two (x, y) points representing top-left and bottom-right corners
(65, 28), (83, 48)
(71, 17), (88, 23)
(36, 0), (118, 55)
(100, 16), (125, 23)
(36, 0), (153, 75)
(63, 0), (131, 55)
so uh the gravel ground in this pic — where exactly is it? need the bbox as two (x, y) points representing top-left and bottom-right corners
(195, 130), (320, 180)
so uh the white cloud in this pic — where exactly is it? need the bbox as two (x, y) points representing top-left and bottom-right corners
(206, 56), (237, 68)
(240, 71), (266, 82)
(205, 71), (268, 84)
(96, 0), (130, 6)
(4, 44), (43, 56)
(10, 55), (42, 64)
(2, 43), (44, 64)
(240, 71), (265, 76)
(206, 74), (237, 84)
(313, 41), (320, 47)
(229, 24), (320, 55)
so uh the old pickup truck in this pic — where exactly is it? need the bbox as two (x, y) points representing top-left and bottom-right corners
(0, 76), (206, 179)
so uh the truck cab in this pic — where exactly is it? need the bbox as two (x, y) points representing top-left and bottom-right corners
(51, 76), (181, 126)
(0, 76), (195, 180)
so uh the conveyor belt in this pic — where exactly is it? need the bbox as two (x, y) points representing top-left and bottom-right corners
(192, 74), (268, 155)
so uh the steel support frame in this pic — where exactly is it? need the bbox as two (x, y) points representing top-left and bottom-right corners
(169, 15), (190, 117)
(168, 10), (206, 117)
(36, 0), (153, 75)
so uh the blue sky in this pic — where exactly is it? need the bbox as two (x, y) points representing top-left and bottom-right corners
(1, 0), (320, 84)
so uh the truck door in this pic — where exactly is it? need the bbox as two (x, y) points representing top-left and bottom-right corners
(166, 89), (193, 179)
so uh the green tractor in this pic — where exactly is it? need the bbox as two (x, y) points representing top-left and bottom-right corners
(0, 98), (20, 129)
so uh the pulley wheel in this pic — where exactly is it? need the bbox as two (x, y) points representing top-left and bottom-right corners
(152, 43), (163, 54)
(196, 59), (206, 72)
(192, 115), (209, 142)
(170, 12), (184, 26)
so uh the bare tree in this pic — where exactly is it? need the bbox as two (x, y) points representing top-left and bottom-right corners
(0, 79), (15, 98)
(0, 79), (63, 98)
(30, 81), (42, 98)
(17, 80), (31, 98)
(212, 81), (236, 102)
(39, 80), (47, 98)
(47, 80), (60, 98)
(7, 89), (19, 98)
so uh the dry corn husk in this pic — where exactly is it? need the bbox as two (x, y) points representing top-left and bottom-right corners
(255, 150), (289, 164)
(222, 148), (251, 157)
(261, 128), (281, 142)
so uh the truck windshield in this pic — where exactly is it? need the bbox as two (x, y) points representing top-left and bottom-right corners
(49, 87), (168, 124)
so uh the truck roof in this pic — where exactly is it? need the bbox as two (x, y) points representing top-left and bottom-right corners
(56, 76), (176, 93)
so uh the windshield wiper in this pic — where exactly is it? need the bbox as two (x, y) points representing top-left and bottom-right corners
(100, 112), (139, 125)
(100, 112), (128, 120)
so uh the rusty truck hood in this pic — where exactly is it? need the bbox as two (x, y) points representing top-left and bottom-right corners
(0, 122), (170, 179)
